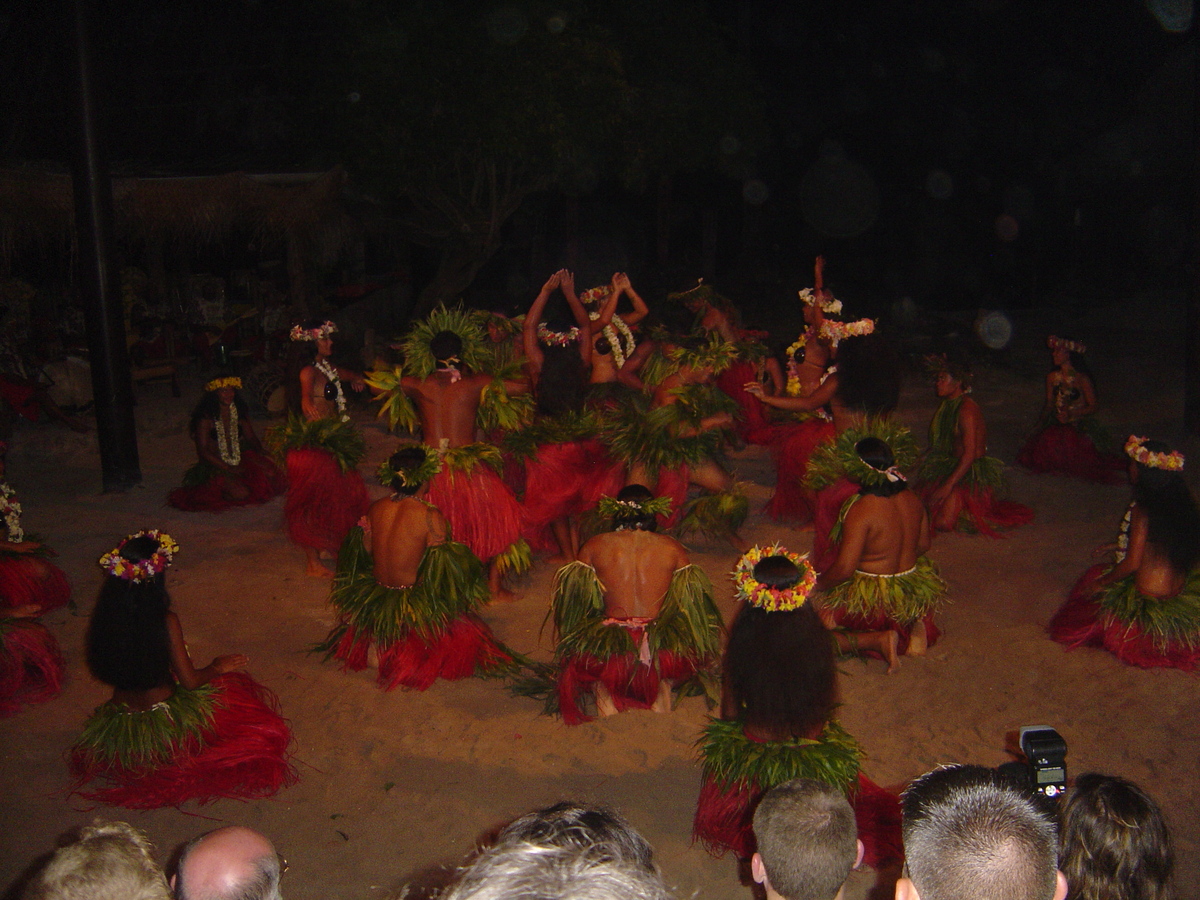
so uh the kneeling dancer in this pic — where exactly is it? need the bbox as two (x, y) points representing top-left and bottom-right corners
(1050, 437), (1200, 670)
(693, 546), (901, 868)
(319, 446), (513, 691)
(815, 437), (947, 667)
(71, 530), (296, 808)
(552, 485), (722, 725)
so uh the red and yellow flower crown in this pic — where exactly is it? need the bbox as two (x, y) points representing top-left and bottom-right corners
(732, 544), (817, 612)
(204, 375), (242, 393)
(98, 529), (179, 582)
(1125, 436), (1184, 471)
(290, 320), (337, 342)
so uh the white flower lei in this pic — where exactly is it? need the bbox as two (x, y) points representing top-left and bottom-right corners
(587, 312), (635, 368)
(315, 358), (349, 422)
(215, 403), (241, 466)
(1114, 502), (1134, 564)
(0, 482), (23, 543)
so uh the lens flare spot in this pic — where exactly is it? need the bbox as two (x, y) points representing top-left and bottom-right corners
(742, 180), (770, 205)
(926, 170), (954, 199)
(995, 214), (1019, 242)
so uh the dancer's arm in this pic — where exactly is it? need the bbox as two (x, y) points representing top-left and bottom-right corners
(613, 273), (649, 326)
(930, 401), (981, 505)
(522, 271), (562, 376)
(167, 612), (247, 690)
(745, 374), (837, 411)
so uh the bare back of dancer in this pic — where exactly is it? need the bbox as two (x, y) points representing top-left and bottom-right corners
(401, 371), (493, 448)
(577, 530), (689, 621)
(830, 491), (929, 579)
(366, 494), (447, 589)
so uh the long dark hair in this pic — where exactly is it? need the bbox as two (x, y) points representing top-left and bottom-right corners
(1132, 441), (1200, 575)
(536, 343), (589, 418)
(189, 388), (250, 437)
(724, 572), (836, 740)
(1059, 773), (1173, 900)
(85, 535), (173, 692)
(836, 333), (900, 416)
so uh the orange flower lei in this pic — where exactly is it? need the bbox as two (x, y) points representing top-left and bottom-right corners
(204, 375), (243, 392)
(732, 544), (817, 612)
(99, 529), (180, 582)
(1125, 436), (1184, 471)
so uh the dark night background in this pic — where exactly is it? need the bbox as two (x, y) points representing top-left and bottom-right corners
(0, 0), (1193, 332)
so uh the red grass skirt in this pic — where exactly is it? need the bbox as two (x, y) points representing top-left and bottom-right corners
(0, 553), (71, 612)
(922, 483), (1033, 538)
(284, 448), (369, 553)
(812, 477), (859, 573)
(333, 615), (513, 692)
(427, 464), (524, 562)
(0, 618), (64, 717)
(522, 441), (624, 549)
(1017, 424), (1124, 483)
(69, 673), (297, 808)
(169, 450), (286, 512)
(557, 649), (697, 726)
(652, 466), (691, 530)
(1049, 565), (1200, 671)
(766, 419), (836, 523)
(693, 771), (902, 867)
(717, 361), (778, 445)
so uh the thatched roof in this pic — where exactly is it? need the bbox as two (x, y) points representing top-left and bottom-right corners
(0, 167), (354, 270)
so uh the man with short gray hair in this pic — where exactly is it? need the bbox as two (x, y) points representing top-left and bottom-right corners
(896, 765), (1068, 900)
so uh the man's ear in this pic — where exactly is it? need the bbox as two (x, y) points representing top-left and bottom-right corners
(751, 852), (768, 887)
(854, 839), (864, 869)
(1053, 870), (1068, 900)
(894, 876), (920, 900)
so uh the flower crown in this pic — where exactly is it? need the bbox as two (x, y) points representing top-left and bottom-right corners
(597, 494), (674, 521)
(733, 544), (817, 612)
(537, 322), (581, 347)
(99, 529), (179, 582)
(798, 287), (843, 316)
(578, 285), (611, 306)
(377, 451), (443, 489)
(1048, 335), (1085, 354)
(1125, 436), (1184, 471)
(290, 320), (337, 342)
(204, 375), (243, 393)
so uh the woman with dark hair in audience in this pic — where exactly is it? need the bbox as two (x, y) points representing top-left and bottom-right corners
(1059, 773), (1174, 900)
(168, 374), (284, 511)
(693, 548), (901, 869)
(1017, 335), (1123, 482)
(272, 319), (370, 576)
(1051, 437), (1200, 670)
(70, 530), (295, 807)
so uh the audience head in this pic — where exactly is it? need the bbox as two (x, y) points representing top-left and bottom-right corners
(24, 820), (170, 900)
(752, 778), (861, 900)
(442, 843), (670, 900)
(496, 801), (655, 873)
(897, 765), (1066, 900)
(1058, 773), (1173, 900)
(173, 827), (281, 900)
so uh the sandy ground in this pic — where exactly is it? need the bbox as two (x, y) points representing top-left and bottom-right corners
(1, 304), (1198, 900)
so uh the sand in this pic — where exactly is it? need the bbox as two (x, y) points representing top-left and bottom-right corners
(1, 306), (1197, 900)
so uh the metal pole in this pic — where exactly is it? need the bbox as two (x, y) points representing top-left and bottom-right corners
(67, 0), (141, 491)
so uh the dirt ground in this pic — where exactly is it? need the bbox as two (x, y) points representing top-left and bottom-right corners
(2, 301), (1197, 900)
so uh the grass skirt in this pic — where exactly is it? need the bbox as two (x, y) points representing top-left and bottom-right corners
(318, 528), (511, 690)
(716, 361), (778, 445)
(916, 456), (1033, 537)
(553, 562), (722, 725)
(0, 548), (71, 612)
(765, 419), (835, 523)
(0, 617), (63, 717)
(169, 450), (286, 512)
(1050, 564), (1200, 671)
(822, 557), (947, 653)
(426, 446), (525, 562)
(69, 672), (297, 808)
(284, 447), (370, 553)
(1017, 419), (1124, 483)
(521, 440), (624, 550)
(692, 718), (901, 867)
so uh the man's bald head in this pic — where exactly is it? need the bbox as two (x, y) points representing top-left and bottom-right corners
(174, 827), (281, 900)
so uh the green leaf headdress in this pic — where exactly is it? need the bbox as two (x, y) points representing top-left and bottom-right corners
(376, 448), (442, 490)
(597, 494), (673, 522)
(400, 304), (490, 378)
(667, 332), (737, 375)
